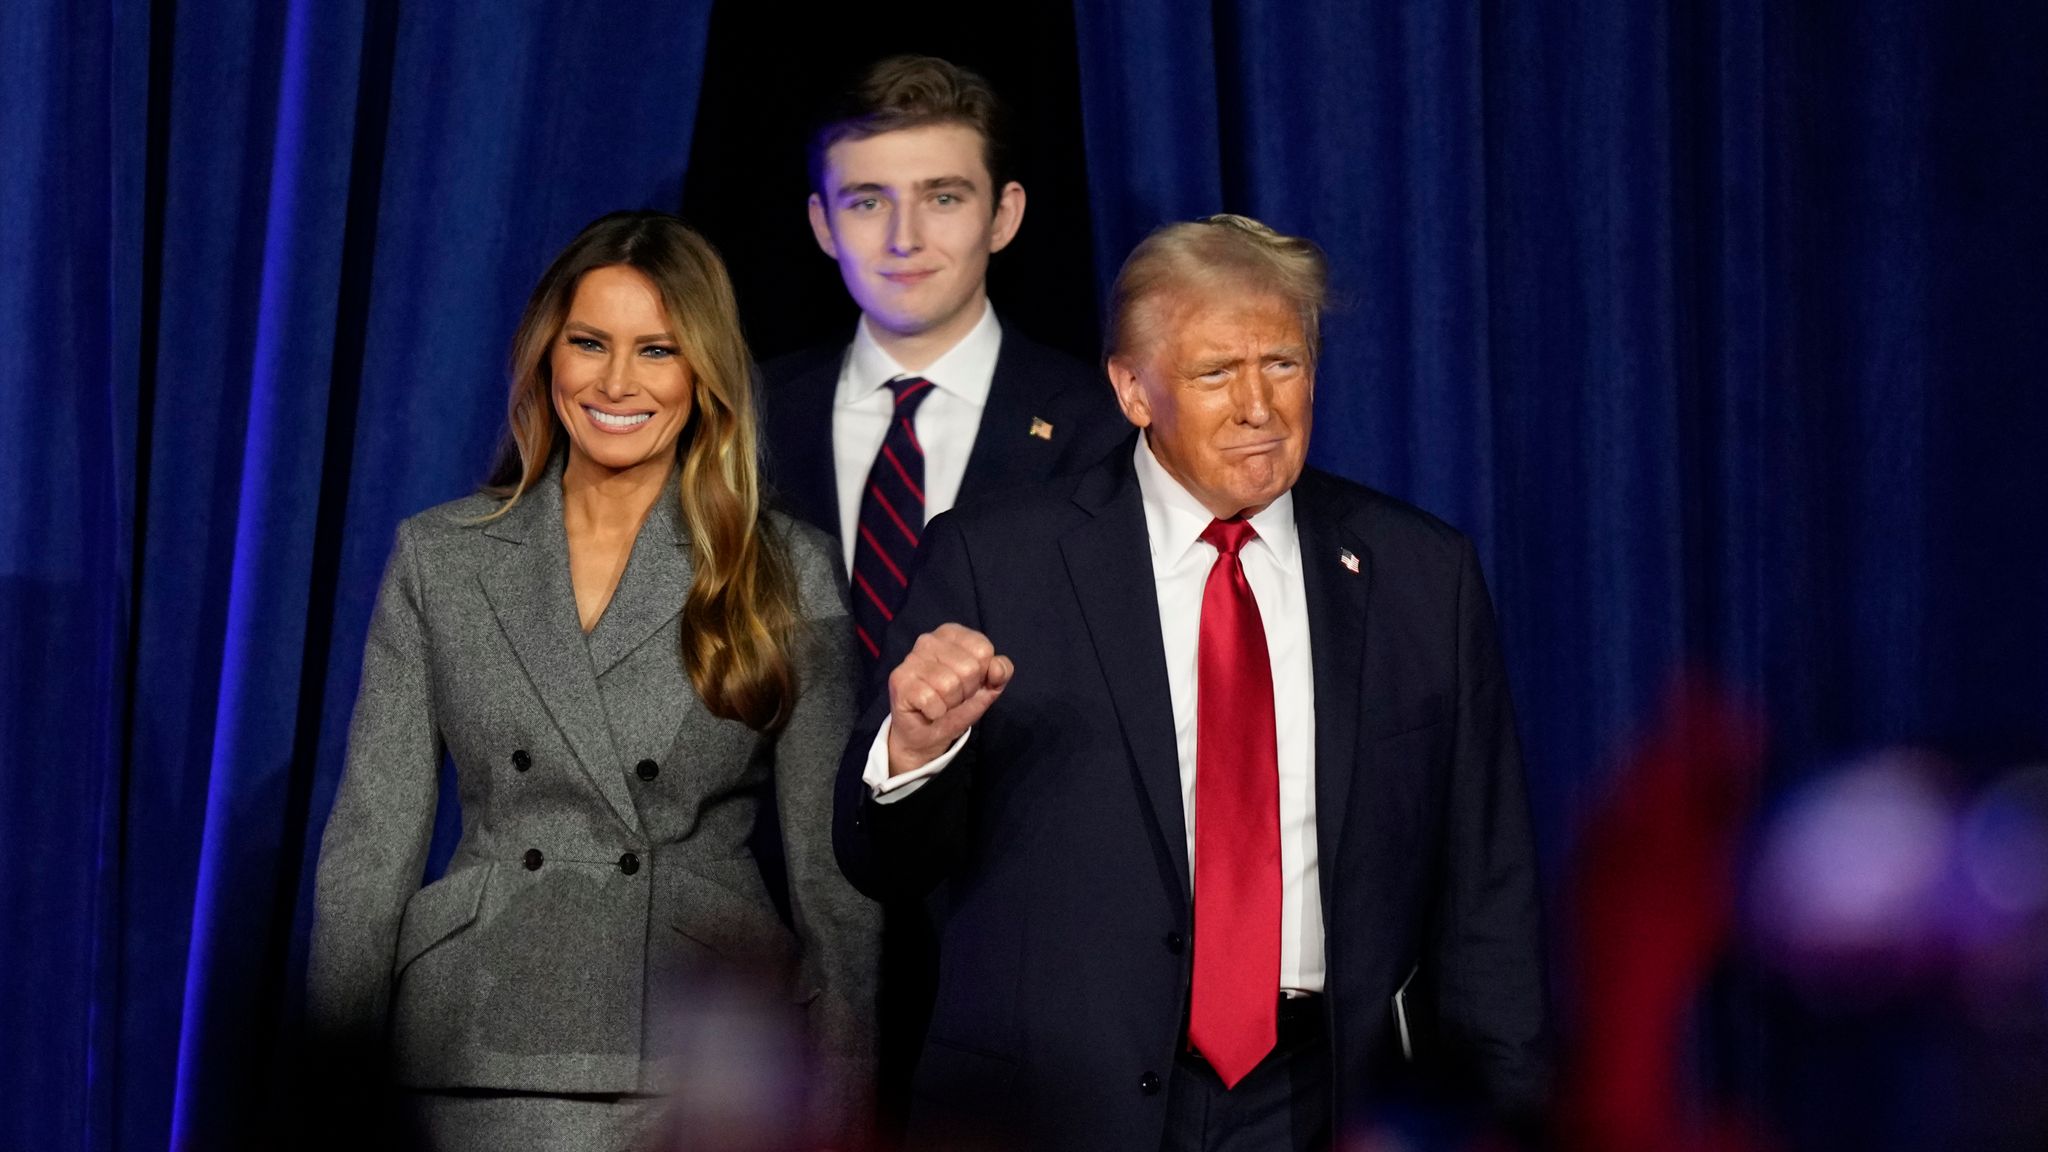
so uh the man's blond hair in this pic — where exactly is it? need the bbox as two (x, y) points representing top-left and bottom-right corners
(1103, 214), (1330, 368)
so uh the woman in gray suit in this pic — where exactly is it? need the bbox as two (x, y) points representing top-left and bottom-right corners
(308, 212), (877, 1150)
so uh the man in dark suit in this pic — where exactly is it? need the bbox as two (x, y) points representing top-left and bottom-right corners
(759, 55), (1125, 662)
(760, 57), (1126, 1132)
(834, 215), (1551, 1150)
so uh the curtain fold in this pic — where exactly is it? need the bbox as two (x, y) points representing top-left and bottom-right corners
(0, 3), (151, 1150)
(2, 2), (715, 1147)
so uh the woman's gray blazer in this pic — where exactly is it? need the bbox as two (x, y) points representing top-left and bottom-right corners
(307, 466), (878, 1129)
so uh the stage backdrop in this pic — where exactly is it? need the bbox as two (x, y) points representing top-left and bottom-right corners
(4, 0), (2045, 1149)
(1, 0), (716, 1148)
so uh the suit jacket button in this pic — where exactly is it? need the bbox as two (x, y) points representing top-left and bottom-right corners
(1164, 931), (1185, 954)
(1140, 1071), (1162, 1095)
(635, 758), (659, 781)
(511, 749), (531, 772)
(523, 848), (543, 870)
(618, 851), (640, 875)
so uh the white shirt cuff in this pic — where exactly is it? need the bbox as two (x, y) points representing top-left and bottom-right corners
(861, 716), (972, 804)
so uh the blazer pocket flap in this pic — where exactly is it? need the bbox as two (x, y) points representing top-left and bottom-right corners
(672, 866), (796, 971)
(395, 865), (490, 971)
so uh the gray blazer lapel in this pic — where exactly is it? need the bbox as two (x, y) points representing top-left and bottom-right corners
(587, 476), (691, 678)
(478, 470), (643, 833)
(1058, 459), (1190, 899)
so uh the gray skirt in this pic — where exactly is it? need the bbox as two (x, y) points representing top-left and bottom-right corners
(405, 1090), (666, 1152)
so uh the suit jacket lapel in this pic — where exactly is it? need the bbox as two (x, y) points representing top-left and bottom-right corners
(1294, 472), (1373, 896)
(1059, 454), (1191, 899)
(775, 357), (843, 556)
(956, 333), (1059, 507)
(586, 473), (690, 678)
(479, 466), (643, 833)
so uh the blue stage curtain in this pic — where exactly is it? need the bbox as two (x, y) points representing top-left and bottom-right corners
(0, 1), (715, 1148)
(1072, 0), (2048, 864)
(7, 1), (2047, 1147)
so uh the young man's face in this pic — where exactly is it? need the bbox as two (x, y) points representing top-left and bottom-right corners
(808, 122), (1026, 345)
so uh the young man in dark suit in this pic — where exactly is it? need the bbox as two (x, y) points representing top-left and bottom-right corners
(759, 55), (1126, 1135)
(760, 55), (1126, 666)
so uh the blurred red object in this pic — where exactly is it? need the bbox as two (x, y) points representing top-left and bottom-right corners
(1557, 677), (1770, 1152)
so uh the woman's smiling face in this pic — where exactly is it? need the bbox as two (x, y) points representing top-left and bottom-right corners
(549, 264), (695, 474)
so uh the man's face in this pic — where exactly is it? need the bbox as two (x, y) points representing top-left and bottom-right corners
(807, 123), (1025, 342)
(1107, 290), (1314, 520)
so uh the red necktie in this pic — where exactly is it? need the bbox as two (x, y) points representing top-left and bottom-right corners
(1187, 517), (1282, 1089)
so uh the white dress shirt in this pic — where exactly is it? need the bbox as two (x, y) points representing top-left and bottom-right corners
(832, 301), (1002, 575)
(863, 434), (1326, 992)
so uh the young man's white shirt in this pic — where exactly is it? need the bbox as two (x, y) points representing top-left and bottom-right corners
(830, 301), (1001, 575)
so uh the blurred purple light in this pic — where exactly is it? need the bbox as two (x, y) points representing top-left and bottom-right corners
(1959, 766), (2048, 919)
(1749, 753), (1953, 984)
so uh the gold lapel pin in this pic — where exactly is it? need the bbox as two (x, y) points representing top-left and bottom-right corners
(1028, 417), (1054, 440)
(1339, 548), (1361, 574)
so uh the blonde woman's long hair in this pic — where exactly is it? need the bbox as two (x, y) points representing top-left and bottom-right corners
(486, 211), (800, 731)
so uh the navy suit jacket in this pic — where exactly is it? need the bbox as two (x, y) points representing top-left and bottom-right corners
(833, 440), (1551, 1150)
(758, 328), (1128, 569)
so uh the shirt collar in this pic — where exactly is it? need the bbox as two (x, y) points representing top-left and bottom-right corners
(1131, 433), (1299, 574)
(839, 300), (1002, 407)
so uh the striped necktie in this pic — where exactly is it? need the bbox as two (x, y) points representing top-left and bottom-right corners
(850, 375), (936, 666)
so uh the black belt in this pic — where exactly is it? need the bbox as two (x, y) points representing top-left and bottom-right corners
(1181, 993), (1325, 1068)
(1275, 991), (1324, 1027)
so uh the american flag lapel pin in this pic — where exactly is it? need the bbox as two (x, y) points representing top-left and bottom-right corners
(1028, 417), (1054, 440)
(1339, 548), (1361, 574)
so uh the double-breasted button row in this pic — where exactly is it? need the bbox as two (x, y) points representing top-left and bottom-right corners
(510, 750), (660, 783)
(506, 750), (650, 878)
(520, 848), (642, 876)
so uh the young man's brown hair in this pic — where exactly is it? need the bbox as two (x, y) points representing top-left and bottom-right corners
(808, 54), (1012, 204)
